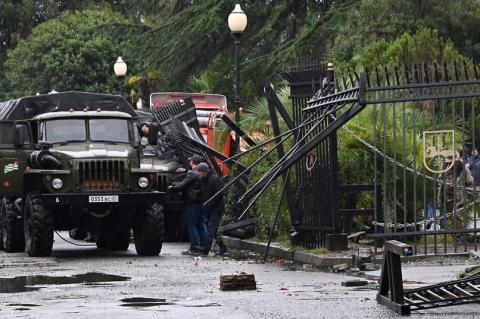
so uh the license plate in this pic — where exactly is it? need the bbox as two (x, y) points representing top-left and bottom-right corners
(88, 195), (119, 203)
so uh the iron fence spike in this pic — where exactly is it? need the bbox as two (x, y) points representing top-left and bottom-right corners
(413, 63), (420, 83)
(393, 65), (400, 86)
(462, 59), (469, 81)
(453, 59), (460, 81)
(364, 68), (371, 87)
(383, 65), (390, 86)
(422, 62), (429, 83)
(474, 60), (479, 79)
(374, 65), (381, 86)
(348, 68), (355, 87)
(442, 60), (448, 81)
(403, 64), (410, 84)
(433, 61), (440, 82)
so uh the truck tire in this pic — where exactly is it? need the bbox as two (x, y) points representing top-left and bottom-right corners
(24, 193), (54, 257)
(133, 203), (164, 256)
(1, 197), (25, 252)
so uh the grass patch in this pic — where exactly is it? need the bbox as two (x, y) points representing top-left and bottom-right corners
(414, 234), (454, 245)
(304, 247), (329, 255)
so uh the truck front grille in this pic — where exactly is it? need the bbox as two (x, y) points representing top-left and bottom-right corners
(76, 159), (126, 191)
(157, 174), (169, 192)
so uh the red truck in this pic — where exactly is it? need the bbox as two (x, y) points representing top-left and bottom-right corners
(150, 92), (236, 175)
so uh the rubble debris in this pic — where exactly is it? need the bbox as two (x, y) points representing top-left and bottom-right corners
(220, 274), (256, 291)
(347, 231), (366, 243)
(332, 263), (349, 272)
(459, 265), (480, 279)
(341, 280), (368, 287)
(359, 263), (377, 271)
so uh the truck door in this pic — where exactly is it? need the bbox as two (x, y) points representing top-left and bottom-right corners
(0, 121), (32, 197)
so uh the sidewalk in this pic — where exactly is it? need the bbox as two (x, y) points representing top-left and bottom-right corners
(222, 236), (475, 270)
(222, 236), (368, 268)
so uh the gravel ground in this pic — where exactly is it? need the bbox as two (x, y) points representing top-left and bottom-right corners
(0, 233), (479, 318)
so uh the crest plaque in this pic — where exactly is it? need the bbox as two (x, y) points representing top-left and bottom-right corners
(422, 129), (456, 174)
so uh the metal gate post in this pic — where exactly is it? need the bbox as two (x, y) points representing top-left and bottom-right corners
(264, 80), (300, 240)
(280, 60), (339, 248)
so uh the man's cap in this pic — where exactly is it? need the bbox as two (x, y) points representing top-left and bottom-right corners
(188, 154), (204, 164)
(196, 163), (210, 173)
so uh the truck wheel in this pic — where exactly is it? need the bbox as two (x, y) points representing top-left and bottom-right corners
(133, 203), (164, 256)
(1, 197), (25, 252)
(24, 193), (54, 257)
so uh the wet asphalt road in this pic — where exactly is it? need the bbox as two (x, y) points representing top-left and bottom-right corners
(0, 233), (479, 319)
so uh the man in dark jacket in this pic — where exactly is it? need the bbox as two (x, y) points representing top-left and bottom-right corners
(140, 122), (160, 145)
(466, 148), (480, 185)
(169, 155), (207, 255)
(196, 163), (226, 255)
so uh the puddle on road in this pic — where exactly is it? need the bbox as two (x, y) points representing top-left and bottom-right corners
(7, 304), (41, 307)
(120, 297), (221, 309)
(0, 272), (129, 293)
(120, 297), (175, 308)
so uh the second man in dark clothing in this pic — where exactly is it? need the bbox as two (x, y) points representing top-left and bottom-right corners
(169, 155), (207, 255)
(196, 163), (225, 255)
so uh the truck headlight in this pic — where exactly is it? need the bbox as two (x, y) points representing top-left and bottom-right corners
(52, 178), (63, 190)
(138, 177), (149, 188)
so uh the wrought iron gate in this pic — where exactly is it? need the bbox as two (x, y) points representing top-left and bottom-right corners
(281, 61), (339, 248)
(331, 61), (480, 255)
(227, 59), (480, 255)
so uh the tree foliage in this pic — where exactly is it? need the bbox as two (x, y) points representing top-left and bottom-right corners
(354, 28), (464, 70)
(334, 0), (480, 61)
(3, 9), (144, 98)
(4, 0), (480, 102)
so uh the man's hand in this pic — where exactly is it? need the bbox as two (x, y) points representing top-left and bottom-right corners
(176, 167), (186, 173)
(141, 124), (149, 135)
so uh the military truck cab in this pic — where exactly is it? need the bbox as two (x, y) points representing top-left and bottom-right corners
(0, 92), (165, 257)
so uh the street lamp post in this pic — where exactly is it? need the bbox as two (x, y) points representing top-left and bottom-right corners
(114, 56), (127, 96)
(228, 4), (247, 154)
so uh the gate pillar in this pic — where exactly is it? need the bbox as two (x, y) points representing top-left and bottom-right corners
(281, 61), (340, 248)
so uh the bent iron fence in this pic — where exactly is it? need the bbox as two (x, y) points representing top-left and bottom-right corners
(233, 59), (480, 254)
(312, 60), (480, 255)
(203, 58), (480, 255)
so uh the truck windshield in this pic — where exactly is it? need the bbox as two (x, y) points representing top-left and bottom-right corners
(44, 119), (86, 143)
(89, 119), (130, 143)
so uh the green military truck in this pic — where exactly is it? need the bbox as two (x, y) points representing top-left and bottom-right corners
(0, 91), (178, 257)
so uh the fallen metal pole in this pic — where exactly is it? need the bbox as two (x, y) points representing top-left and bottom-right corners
(203, 134), (289, 208)
(237, 113), (327, 204)
(222, 108), (324, 163)
(264, 167), (291, 261)
(235, 164), (284, 221)
(220, 114), (257, 147)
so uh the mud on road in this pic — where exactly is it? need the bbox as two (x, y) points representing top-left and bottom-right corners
(0, 233), (479, 318)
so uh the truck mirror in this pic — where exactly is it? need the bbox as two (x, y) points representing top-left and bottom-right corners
(14, 124), (27, 148)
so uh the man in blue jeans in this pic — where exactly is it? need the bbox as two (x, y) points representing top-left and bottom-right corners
(169, 155), (207, 256)
(196, 163), (225, 255)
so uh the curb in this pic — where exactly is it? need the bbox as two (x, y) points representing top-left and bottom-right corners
(222, 236), (351, 268)
(222, 236), (473, 268)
